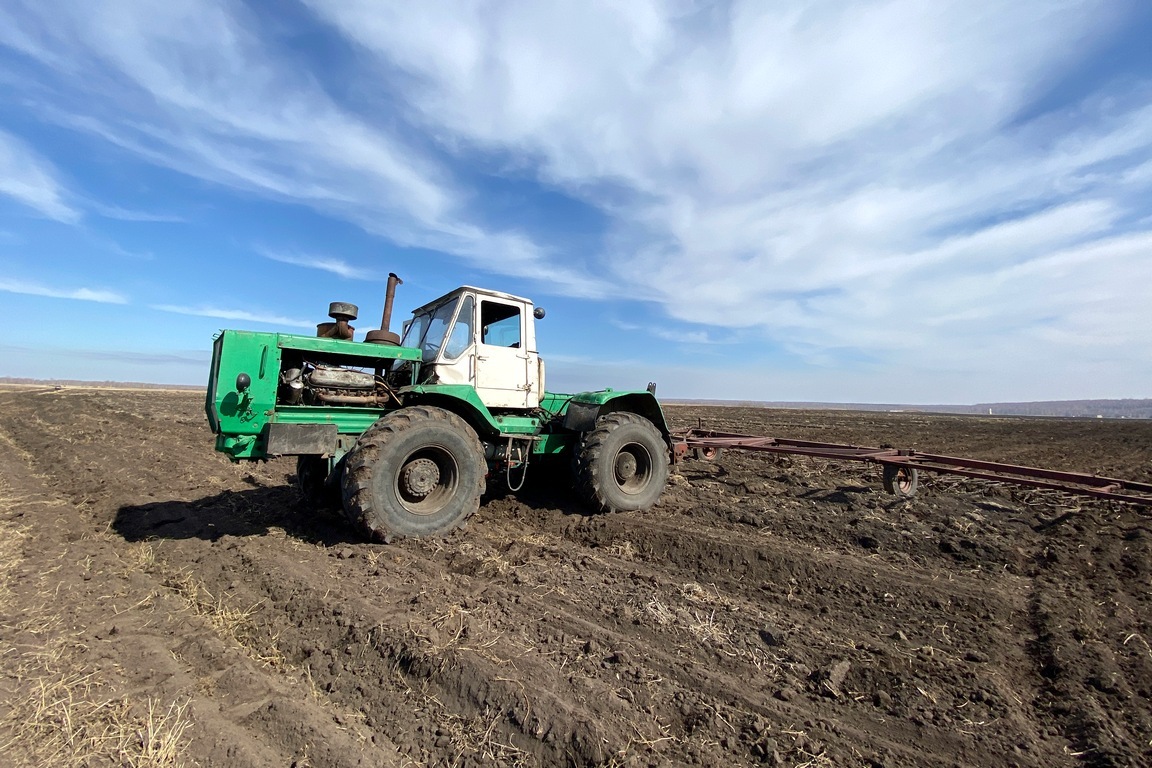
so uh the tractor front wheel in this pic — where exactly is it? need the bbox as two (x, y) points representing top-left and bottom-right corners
(576, 412), (669, 513)
(341, 406), (486, 542)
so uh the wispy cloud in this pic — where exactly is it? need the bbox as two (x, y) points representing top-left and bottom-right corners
(306, 0), (1150, 386)
(150, 303), (314, 329)
(257, 248), (370, 280)
(86, 201), (185, 223)
(0, 0), (594, 292)
(0, 128), (79, 222)
(0, 277), (125, 303)
(609, 317), (731, 346)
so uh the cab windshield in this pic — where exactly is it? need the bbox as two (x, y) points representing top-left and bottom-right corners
(402, 297), (460, 363)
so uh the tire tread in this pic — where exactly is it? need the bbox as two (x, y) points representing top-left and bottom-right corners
(341, 406), (485, 541)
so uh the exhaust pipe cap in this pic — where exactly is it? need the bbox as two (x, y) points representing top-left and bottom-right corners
(365, 329), (401, 345)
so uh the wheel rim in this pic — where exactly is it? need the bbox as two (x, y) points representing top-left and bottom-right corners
(894, 467), (914, 492)
(394, 446), (460, 515)
(614, 442), (653, 495)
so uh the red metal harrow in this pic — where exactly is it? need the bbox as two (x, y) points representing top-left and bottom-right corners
(671, 428), (1152, 507)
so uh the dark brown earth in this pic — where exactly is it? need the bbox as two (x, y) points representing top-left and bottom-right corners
(1, 386), (1150, 767)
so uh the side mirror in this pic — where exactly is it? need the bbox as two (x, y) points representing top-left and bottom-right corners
(533, 307), (546, 319)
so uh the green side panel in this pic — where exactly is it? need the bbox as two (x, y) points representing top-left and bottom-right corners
(271, 406), (385, 433)
(401, 384), (544, 436)
(538, 391), (574, 420)
(207, 330), (422, 460)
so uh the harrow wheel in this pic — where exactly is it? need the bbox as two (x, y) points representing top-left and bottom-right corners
(882, 463), (919, 498)
(692, 446), (723, 462)
(341, 406), (485, 542)
(576, 412), (669, 513)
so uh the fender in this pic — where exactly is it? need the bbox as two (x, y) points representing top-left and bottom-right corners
(562, 389), (669, 437)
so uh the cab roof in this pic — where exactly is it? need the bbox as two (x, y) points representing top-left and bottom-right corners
(409, 286), (535, 315)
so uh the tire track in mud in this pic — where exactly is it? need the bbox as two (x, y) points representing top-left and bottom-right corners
(121, 472), (1064, 766)
(195, 540), (628, 765)
(1026, 518), (1152, 768)
(462, 472), (1084, 766)
(106, 471), (1013, 768)
(464, 508), (1058, 767)
(0, 391), (406, 767)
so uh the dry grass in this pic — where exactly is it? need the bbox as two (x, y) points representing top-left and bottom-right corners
(687, 609), (731, 646)
(409, 603), (509, 664)
(645, 597), (675, 626)
(419, 697), (532, 768)
(0, 514), (28, 613)
(604, 539), (637, 560)
(0, 661), (194, 767)
(161, 570), (282, 666)
(679, 581), (734, 609)
(0, 484), (195, 767)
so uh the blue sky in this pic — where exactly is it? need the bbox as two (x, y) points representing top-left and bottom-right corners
(1, 0), (1150, 403)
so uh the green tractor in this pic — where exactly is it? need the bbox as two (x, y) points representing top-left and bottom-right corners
(205, 275), (671, 541)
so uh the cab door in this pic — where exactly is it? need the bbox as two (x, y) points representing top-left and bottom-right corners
(474, 299), (532, 408)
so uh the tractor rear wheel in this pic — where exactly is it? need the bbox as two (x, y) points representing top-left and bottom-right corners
(576, 412), (669, 513)
(341, 406), (485, 541)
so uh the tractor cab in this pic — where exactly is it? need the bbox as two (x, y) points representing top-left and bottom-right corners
(400, 286), (545, 410)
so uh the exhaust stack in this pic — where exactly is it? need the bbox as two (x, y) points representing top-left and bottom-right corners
(365, 273), (403, 345)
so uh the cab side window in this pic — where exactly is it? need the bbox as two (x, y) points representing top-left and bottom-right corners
(480, 301), (521, 348)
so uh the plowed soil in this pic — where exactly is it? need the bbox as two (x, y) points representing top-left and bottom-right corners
(2, 386), (1151, 767)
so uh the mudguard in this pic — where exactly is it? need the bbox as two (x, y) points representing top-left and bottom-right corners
(562, 389), (669, 437)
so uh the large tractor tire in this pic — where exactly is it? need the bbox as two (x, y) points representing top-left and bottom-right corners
(341, 406), (486, 542)
(576, 412), (669, 513)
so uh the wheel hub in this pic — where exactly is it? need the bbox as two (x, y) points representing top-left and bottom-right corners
(401, 458), (440, 497)
(615, 452), (638, 482)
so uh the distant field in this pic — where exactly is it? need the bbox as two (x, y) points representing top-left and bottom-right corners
(0, 377), (205, 392)
(4, 377), (1149, 418)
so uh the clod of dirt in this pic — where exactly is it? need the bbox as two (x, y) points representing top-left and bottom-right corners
(757, 627), (784, 647)
(814, 659), (852, 698)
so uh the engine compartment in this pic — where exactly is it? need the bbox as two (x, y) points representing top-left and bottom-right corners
(278, 362), (404, 408)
